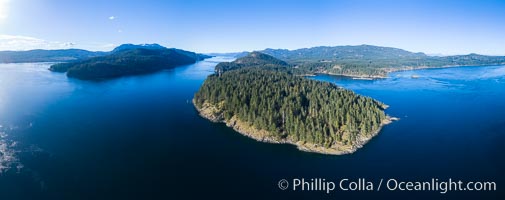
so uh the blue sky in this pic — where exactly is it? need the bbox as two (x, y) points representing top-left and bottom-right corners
(0, 0), (504, 55)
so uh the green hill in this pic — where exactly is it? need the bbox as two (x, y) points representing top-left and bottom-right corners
(50, 45), (210, 80)
(215, 51), (289, 74)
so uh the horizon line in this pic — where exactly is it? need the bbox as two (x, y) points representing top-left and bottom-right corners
(1, 44), (504, 57)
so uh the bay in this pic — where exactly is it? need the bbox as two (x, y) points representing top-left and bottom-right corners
(0, 60), (503, 199)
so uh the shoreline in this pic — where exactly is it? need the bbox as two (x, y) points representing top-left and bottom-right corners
(193, 100), (397, 155)
(308, 64), (504, 80)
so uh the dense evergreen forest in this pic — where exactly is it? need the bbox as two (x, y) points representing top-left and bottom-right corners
(194, 52), (388, 151)
(50, 44), (210, 80)
(261, 45), (505, 77)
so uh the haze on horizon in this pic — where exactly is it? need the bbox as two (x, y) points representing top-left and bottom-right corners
(0, 0), (504, 55)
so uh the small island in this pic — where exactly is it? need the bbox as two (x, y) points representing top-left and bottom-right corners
(194, 52), (394, 155)
(49, 44), (211, 80)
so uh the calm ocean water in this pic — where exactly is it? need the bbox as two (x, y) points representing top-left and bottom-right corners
(0, 59), (503, 199)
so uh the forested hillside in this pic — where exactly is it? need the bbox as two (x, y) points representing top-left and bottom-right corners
(50, 45), (210, 80)
(261, 45), (505, 78)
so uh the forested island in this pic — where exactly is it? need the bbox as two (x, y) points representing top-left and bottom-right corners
(259, 45), (505, 78)
(49, 44), (210, 80)
(194, 52), (393, 155)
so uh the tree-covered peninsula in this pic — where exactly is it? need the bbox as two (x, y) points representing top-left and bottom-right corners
(49, 44), (210, 80)
(194, 52), (393, 155)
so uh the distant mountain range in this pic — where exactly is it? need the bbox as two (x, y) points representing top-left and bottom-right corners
(0, 49), (107, 63)
(258, 45), (505, 78)
(262, 45), (427, 61)
(111, 43), (167, 53)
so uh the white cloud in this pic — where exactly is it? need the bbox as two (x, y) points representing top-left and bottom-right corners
(0, 35), (76, 51)
(109, 16), (115, 20)
(0, 0), (10, 21)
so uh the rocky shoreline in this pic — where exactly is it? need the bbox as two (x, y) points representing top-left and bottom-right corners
(193, 100), (397, 155)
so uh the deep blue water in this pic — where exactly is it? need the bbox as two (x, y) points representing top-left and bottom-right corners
(0, 60), (503, 200)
